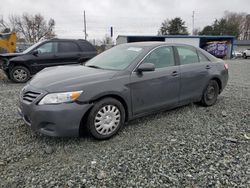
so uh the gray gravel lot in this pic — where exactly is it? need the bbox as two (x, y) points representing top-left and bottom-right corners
(0, 60), (249, 187)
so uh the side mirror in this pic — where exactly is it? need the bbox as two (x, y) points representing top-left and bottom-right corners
(32, 50), (39, 56)
(137, 63), (155, 73)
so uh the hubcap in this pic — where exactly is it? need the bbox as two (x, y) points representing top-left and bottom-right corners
(94, 105), (121, 135)
(207, 85), (215, 100)
(13, 69), (27, 81)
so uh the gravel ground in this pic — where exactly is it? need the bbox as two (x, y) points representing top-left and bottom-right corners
(0, 60), (249, 187)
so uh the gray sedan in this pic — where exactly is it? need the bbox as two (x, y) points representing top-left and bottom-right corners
(18, 42), (228, 139)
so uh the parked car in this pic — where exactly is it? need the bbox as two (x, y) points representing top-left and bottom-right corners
(232, 50), (242, 58)
(243, 49), (250, 59)
(18, 42), (229, 139)
(0, 38), (97, 83)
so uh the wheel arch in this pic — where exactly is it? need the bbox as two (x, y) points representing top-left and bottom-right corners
(201, 76), (222, 99)
(94, 94), (129, 120)
(9, 62), (31, 73)
(211, 77), (222, 93)
(79, 93), (130, 136)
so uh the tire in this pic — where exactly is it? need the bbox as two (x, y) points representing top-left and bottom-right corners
(87, 97), (125, 140)
(243, 53), (247, 59)
(201, 80), (219, 107)
(10, 66), (30, 83)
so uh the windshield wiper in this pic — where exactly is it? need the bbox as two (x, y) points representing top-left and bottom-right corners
(85, 65), (102, 69)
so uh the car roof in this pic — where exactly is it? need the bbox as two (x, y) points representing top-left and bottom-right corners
(120, 42), (198, 48)
(120, 42), (218, 61)
(46, 38), (89, 43)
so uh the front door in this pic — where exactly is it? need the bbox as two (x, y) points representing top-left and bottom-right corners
(31, 41), (58, 72)
(130, 46), (180, 115)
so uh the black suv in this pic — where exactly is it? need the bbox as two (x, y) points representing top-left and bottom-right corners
(0, 38), (97, 83)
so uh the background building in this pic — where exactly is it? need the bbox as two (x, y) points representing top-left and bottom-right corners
(116, 35), (235, 59)
(234, 40), (250, 52)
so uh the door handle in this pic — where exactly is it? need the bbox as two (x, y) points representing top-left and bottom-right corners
(171, 71), (178, 77)
(206, 65), (211, 69)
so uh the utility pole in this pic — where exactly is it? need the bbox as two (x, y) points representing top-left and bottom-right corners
(0, 15), (3, 25)
(192, 11), (195, 35)
(84, 10), (87, 40)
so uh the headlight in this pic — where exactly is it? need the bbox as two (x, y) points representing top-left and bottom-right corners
(38, 91), (83, 105)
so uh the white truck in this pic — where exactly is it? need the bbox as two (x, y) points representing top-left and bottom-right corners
(243, 49), (250, 59)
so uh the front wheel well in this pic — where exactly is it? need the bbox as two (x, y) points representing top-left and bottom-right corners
(91, 95), (129, 121)
(79, 94), (129, 136)
(9, 63), (31, 73)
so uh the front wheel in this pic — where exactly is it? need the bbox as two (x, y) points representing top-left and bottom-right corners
(10, 66), (30, 83)
(201, 80), (219, 106)
(243, 53), (247, 59)
(87, 98), (125, 140)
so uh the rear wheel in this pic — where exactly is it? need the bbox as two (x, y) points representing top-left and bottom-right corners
(87, 98), (125, 140)
(201, 80), (219, 106)
(10, 66), (30, 83)
(243, 53), (247, 59)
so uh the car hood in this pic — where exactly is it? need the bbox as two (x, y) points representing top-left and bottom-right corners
(0, 52), (23, 59)
(29, 65), (117, 92)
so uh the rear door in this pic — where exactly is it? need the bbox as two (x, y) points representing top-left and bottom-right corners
(78, 41), (97, 63)
(175, 45), (211, 103)
(54, 41), (82, 65)
(130, 46), (180, 115)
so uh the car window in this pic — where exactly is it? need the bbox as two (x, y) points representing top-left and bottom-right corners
(79, 41), (96, 52)
(197, 50), (210, 62)
(85, 45), (144, 70)
(143, 46), (175, 68)
(177, 46), (199, 65)
(36, 42), (58, 54)
(58, 42), (80, 53)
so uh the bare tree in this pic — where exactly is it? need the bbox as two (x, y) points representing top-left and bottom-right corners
(193, 28), (200, 36)
(1, 13), (56, 42)
(102, 34), (113, 45)
(242, 14), (250, 40)
(223, 11), (246, 39)
(199, 11), (250, 40)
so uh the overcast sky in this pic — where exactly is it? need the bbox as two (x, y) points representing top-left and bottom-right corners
(1, 0), (250, 41)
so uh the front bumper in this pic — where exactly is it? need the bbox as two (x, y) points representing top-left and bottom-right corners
(18, 85), (93, 137)
(18, 101), (93, 137)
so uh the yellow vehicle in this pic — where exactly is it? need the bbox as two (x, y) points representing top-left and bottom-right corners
(0, 32), (16, 53)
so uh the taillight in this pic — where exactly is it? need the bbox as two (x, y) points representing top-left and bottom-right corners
(224, 63), (229, 70)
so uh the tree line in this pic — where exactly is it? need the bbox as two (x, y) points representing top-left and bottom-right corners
(0, 11), (250, 44)
(158, 11), (250, 40)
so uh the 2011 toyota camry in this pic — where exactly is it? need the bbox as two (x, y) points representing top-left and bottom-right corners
(18, 42), (228, 139)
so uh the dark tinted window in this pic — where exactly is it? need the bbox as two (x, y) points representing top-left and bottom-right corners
(198, 50), (209, 62)
(143, 46), (175, 68)
(36, 42), (58, 54)
(177, 46), (199, 65)
(58, 42), (80, 53)
(79, 41), (96, 52)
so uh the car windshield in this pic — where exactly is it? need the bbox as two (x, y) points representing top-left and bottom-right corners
(22, 41), (44, 53)
(85, 45), (144, 70)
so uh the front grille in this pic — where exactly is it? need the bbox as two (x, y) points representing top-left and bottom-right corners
(22, 91), (41, 104)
